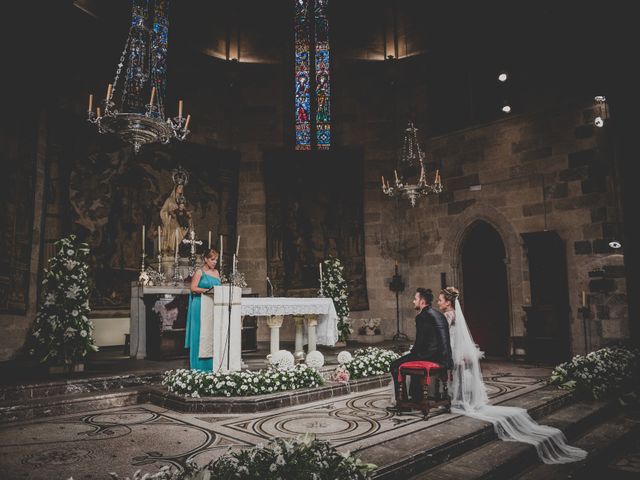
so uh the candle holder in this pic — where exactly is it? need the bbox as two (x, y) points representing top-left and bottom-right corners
(138, 253), (148, 285)
(389, 265), (408, 341)
(171, 256), (183, 286)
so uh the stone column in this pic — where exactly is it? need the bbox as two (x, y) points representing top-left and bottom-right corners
(293, 315), (305, 360)
(306, 314), (318, 353)
(266, 315), (284, 355)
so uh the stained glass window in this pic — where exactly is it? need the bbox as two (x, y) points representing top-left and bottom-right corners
(295, 0), (312, 150)
(294, 0), (330, 150)
(150, 0), (169, 119)
(314, 0), (330, 149)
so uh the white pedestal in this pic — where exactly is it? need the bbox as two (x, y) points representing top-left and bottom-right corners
(201, 286), (243, 373)
(266, 315), (284, 355)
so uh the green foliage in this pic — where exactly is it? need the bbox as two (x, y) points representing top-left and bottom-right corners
(343, 347), (400, 380)
(321, 256), (351, 342)
(163, 364), (324, 398)
(109, 434), (376, 480)
(548, 345), (639, 400)
(28, 235), (97, 364)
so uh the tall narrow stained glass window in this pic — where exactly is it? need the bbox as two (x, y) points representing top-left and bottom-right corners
(295, 0), (331, 150)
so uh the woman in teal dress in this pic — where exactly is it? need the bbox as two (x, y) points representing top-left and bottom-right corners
(185, 248), (221, 371)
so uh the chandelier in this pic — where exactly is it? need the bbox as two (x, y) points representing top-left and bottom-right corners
(382, 122), (443, 207)
(87, 0), (190, 153)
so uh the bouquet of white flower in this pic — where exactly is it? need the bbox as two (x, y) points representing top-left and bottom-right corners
(344, 347), (399, 380)
(28, 235), (98, 365)
(321, 256), (352, 342)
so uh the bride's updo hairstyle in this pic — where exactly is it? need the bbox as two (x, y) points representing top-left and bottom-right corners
(440, 286), (460, 304)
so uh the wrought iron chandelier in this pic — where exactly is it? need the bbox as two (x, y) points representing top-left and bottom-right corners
(87, 0), (190, 153)
(382, 122), (443, 207)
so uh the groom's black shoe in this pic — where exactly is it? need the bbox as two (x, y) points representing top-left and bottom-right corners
(386, 406), (411, 414)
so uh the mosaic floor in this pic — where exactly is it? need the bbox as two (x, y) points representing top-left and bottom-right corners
(0, 362), (552, 480)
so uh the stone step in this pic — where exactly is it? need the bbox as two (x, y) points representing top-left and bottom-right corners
(513, 411), (640, 480)
(406, 399), (617, 480)
(0, 371), (163, 402)
(0, 387), (146, 423)
(364, 387), (582, 480)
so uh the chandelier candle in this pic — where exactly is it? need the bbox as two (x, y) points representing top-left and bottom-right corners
(178, 100), (183, 119)
(150, 86), (156, 105)
(106, 83), (113, 102)
(184, 114), (191, 131)
(88, 94), (93, 113)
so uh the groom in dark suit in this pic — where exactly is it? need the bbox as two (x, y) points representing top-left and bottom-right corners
(389, 288), (453, 405)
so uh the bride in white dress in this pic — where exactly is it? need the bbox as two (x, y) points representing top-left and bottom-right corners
(437, 286), (587, 464)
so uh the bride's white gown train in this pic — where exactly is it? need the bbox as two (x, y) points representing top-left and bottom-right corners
(448, 299), (587, 464)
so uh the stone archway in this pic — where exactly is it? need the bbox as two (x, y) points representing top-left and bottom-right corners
(441, 203), (527, 355)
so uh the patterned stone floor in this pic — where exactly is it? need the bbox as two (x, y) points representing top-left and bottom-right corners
(0, 361), (552, 480)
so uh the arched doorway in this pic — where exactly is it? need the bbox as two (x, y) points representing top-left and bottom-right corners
(461, 221), (510, 357)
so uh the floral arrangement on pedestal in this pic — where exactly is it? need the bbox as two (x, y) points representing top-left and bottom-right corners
(27, 235), (98, 366)
(110, 433), (376, 480)
(549, 345), (639, 400)
(339, 347), (399, 380)
(358, 318), (381, 336)
(320, 256), (352, 342)
(163, 364), (324, 398)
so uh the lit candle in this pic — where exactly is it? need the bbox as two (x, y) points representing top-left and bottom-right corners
(582, 291), (586, 307)
(142, 224), (145, 252)
(184, 114), (191, 130)
(88, 94), (93, 112)
(208, 230), (211, 249)
(158, 226), (162, 253)
(178, 100), (183, 118)
(150, 86), (156, 105)
(106, 83), (113, 101)
(236, 235), (241, 256)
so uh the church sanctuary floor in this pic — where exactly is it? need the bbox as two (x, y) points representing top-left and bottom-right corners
(0, 345), (639, 480)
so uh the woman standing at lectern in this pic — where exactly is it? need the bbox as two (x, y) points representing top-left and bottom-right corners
(185, 249), (221, 370)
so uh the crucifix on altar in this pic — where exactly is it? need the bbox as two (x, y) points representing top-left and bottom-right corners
(182, 229), (203, 277)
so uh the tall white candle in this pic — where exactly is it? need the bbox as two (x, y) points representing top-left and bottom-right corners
(319, 262), (323, 283)
(208, 231), (211, 249)
(158, 226), (161, 253)
(236, 235), (241, 256)
(175, 228), (179, 261)
(219, 235), (224, 265)
(233, 254), (237, 274)
(142, 224), (145, 250)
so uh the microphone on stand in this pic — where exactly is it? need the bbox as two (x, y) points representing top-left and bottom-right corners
(266, 276), (274, 297)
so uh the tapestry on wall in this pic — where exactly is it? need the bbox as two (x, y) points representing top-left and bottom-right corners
(69, 143), (239, 311)
(0, 118), (37, 314)
(264, 149), (368, 311)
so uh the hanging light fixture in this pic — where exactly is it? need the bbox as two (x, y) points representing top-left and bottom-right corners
(382, 122), (443, 207)
(87, 0), (190, 153)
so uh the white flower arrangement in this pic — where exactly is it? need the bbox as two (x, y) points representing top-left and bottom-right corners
(337, 350), (353, 364)
(28, 234), (98, 365)
(549, 345), (639, 399)
(267, 350), (295, 369)
(110, 433), (376, 479)
(162, 364), (324, 398)
(305, 350), (325, 368)
(321, 256), (352, 342)
(342, 347), (399, 380)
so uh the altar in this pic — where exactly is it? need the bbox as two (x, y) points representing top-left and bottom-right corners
(130, 283), (339, 364)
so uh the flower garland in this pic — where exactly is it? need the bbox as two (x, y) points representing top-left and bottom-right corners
(321, 256), (352, 342)
(163, 364), (324, 398)
(549, 345), (639, 400)
(28, 234), (98, 364)
(340, 347), (399, 380)
(109, 434), (376, 480)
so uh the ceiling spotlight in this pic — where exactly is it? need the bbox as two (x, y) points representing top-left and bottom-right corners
(498, 71), (508, 82)
(609, 240), (622, 249)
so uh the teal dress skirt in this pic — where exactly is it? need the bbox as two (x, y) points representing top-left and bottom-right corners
(185, 271), (221, 371)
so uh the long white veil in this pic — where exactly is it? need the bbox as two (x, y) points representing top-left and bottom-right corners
(450, 299), (587, 464)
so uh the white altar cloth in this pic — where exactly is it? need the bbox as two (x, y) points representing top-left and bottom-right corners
(241, 297), (339, 346)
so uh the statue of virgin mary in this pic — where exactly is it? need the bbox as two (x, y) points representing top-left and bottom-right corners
(160, 167), (192, 256)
